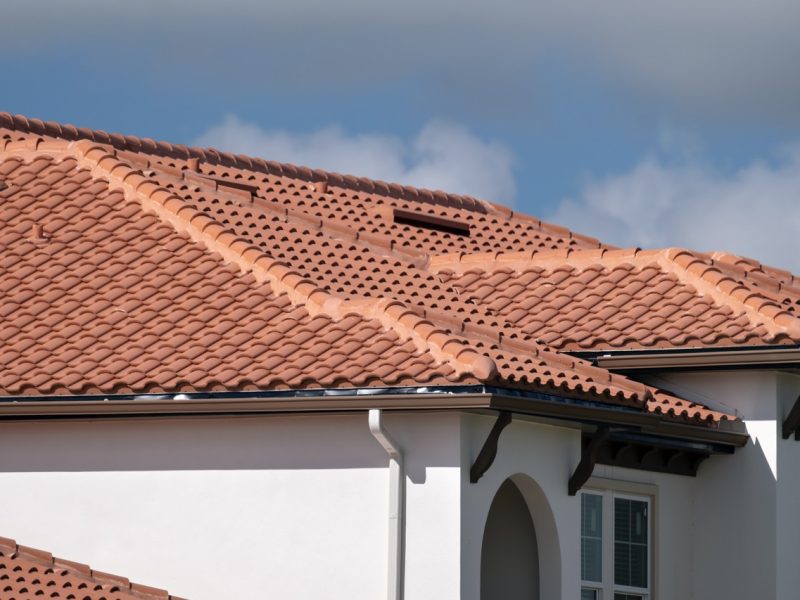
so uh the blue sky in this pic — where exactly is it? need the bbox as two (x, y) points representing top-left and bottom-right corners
(3, 0), (800, 268)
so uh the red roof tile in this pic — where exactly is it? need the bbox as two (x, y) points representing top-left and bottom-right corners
(0, 537), (184, 600)
(0, 113), (770, 426)
(432, 247), (800, 350)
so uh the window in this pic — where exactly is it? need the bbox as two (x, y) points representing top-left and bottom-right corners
(580, 490), (651, 599)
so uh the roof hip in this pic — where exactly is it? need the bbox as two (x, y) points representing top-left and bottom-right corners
(62, 139), (499, 382)
(662, 247), (800, 339)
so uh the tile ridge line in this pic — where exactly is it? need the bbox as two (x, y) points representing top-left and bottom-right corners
(424, 307), (656, 404)
(659, 248), (800, 339)
(1, 112), (612, 244)
(148, 163), (430, 267)
(706, 251), (800, 298)
(427, 246), (659, 273)
(0, 111), (506, 217)
(432, 304), (730, 423)
(411, 303), (734, 425)
(66, 140), (496, 381)
(0, 536), (179, 599)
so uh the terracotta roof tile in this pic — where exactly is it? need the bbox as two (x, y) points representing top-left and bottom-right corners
(434, 247), (800, 350)
(0, 113), (778, 427)
(0, 536), (185, 600)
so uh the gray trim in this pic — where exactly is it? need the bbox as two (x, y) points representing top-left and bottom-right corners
(573, 345), (800, 371)
(0, 385), (749, 447)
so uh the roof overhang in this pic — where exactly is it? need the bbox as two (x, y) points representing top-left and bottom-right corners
(574, 345), (800, 372)
(0, 385), (748, 448)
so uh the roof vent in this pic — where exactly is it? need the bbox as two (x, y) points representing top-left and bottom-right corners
(312, 180), (328, 194)
(30, 224), (48, 241)
(393, 208), (470, 237)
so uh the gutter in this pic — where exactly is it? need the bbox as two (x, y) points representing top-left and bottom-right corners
(0, 385), (748, 446)
(574, 345), (800, 371)
(369, 410), (404, 600)
(489, 392), (748, 447)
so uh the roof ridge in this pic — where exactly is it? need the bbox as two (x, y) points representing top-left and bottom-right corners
(661, 248), (800, 339)
(0, 111), (515, 218)
(0, 536), (183, 599)
(480, 200), (605, 246)
(707, 251), (800, 299)
(66, 140), (497, 381)
(144, 160), (430, 267)
(428, 246), (658, 273)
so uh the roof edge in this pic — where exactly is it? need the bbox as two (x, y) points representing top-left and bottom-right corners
(577, 345), (800, 370)
(0, 112), (608, 243)
(0, 112), (497, 215)
(0, 536), (185, 600)
(0, 385), (744, 442)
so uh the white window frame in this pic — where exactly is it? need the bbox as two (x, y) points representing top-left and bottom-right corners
(580, 481), (654, 600)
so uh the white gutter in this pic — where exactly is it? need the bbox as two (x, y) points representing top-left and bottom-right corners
(369, 409), (404, 600)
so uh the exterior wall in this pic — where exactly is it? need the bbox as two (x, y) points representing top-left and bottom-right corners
(0, 411), (463, 600)
(644, 370), (800, 600)
(1, 372), (794, 600)
(654, 371), (777, 600)
(775, 373), (800, 600)
(460, 414), (580, 600)
(459, 414), (697, 600)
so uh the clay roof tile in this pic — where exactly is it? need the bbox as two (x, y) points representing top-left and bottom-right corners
(0, 115), (777, 426)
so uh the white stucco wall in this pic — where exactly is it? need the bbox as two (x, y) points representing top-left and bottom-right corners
(1, 370), (795, 600)
(459, 413), (700, 600)
(0, 412), (463, 600)
(776, 373), (800, 600)
(644, 370), (800, 600)
(460, 414), (580, 600)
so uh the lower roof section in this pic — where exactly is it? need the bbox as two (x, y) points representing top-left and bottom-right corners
(0, 536), (184, 600)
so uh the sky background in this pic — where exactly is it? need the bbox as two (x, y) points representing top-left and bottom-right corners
(3, 0), (800, 269)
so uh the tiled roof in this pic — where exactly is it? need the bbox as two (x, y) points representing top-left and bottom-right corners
(0, 536), (184, 600)
(431, 247), (800, 350)
(0, 113), (776, 426)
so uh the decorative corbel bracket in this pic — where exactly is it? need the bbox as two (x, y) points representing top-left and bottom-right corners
(568, 425), (610, 496)
(469, 411), (512, 483)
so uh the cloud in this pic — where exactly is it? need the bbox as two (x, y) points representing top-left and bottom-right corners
(194, 115), (516, 202)
(550, 137), (800, 271)
(2, 0), (799, 124)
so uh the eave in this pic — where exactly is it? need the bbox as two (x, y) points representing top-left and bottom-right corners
(573, 344), (800, 372)
(0, 385), (748, 448)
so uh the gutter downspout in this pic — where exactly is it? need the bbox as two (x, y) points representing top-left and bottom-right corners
(369, 409), (404, 600)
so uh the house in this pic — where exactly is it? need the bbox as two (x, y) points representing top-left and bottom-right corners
(0, 112), (797, 600)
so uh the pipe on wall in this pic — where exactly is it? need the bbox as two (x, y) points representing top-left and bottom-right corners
(369, 409), (405, 600)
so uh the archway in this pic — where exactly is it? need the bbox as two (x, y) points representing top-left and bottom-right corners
(480, 478), (540, 599)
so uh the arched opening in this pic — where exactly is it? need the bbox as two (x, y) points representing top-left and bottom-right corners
(480, 478), (540, 599)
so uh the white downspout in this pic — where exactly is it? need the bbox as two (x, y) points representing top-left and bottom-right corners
(369, 409), (404, 600)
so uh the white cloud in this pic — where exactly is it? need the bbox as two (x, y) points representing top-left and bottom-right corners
(550, 140), (800, 271)
(194, 116), (516, 202)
